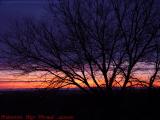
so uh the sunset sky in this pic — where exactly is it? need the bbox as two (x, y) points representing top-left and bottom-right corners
(0, 0), (47, 89)
(0, 0), (159, 90)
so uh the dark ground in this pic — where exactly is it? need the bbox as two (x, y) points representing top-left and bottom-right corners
(0, 88), (160, 120)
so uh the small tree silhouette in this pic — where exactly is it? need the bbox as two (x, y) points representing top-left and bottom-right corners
(1, 0), (160, 95)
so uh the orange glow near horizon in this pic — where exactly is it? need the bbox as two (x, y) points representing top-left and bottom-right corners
(0, 67), (159, 89)
(0, 81), (46, 89)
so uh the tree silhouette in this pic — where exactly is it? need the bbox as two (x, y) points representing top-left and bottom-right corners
(111, 0), (160, 90)
(148, 39), (160, 89)
(1, 0), (160, 95)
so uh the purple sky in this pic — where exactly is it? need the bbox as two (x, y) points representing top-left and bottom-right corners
(0, 0), (47, 32)
(0, 0), (159, 32)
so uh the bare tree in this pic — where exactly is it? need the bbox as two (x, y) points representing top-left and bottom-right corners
(0, 0), (160, 95)
(111, 0), (160, 90)
(148, 39), (160, 89)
